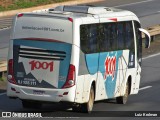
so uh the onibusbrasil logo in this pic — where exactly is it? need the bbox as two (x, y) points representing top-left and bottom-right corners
(1, 112), (42, 118)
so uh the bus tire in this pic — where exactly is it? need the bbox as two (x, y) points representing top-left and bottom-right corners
(22, 100), (42, 109)
(116, 81), (129, 104)
(81, 86), (94, 113)
(72, 105), (81, 112)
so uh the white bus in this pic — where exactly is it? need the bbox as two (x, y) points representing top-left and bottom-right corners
(7, 5), (150, 113)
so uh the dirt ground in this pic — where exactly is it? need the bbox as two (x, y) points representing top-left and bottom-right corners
(0, 0), (13, 8)
(0, 38), (160, 92)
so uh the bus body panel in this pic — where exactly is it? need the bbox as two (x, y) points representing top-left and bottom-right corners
(12, 39), (72, 89)
(74, 17), (100, 103)
(7, 82), (76, 102)
(87, 50), (130, 100)
(131, 20), (141, 94)
(98, 15), (139, 97)
(75, 74), (96, 103)
(12, 15), (72, 44)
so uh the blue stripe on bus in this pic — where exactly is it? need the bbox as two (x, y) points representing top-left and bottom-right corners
(85, 50), (123, 98)
(85, 53), (99, 75)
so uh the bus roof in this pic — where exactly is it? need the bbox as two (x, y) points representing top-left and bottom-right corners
(19, 5), (140, 22)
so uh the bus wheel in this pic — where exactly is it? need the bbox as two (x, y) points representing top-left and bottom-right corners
(81, 86), (94, 113)
(22, 100), (42, 109)
(116, 81), (129, 104)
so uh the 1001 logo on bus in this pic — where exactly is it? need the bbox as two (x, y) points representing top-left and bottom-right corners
(104, 56), (116, 80)
(29, 60), (54, 72)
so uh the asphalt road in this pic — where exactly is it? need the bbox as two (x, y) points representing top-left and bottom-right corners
(0, 0), (160, 119)
(0, 28), (10, 61)
(91, 0), (160, 27)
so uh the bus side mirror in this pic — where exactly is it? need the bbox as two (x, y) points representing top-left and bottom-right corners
(139, 28), (151, 48)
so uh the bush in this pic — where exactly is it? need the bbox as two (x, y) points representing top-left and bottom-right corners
(0, 0), (70, 12)
(0, 77), (4, 81)
(0, 6), (5, 11)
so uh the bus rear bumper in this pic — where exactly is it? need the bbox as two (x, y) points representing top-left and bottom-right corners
(7, 82), (76, 103)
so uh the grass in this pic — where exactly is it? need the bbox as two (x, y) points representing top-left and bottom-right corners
(0, 6), (5, 11)
(0, 77), (4, 81)
(0, 0), (71, 12)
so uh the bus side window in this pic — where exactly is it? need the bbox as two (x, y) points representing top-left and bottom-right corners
(99, 23), (110, 52)
(98, 24), (106, 52)
(125, 22), (134, 51)
(117, 23), (124, 50)
(101, 23), (117, 52)
(80, 24), (98, 54)
(88, 25), (98, 53)
(80, 25), (89, 53)
(110, 23), (117, 50)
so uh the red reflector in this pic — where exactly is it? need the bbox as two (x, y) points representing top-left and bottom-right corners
(68, 17), (73, 22)
(17, 13), (23, 18)
(63, 92), (68, 95)
(11, 87), (16, 91)
(108, 18), (117, 22)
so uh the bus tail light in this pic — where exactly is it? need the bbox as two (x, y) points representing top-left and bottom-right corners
(68, 17), (73, 22)
(8, 59), (16, 84)
(62, 64), (75, 88)
(17, 13), (23, 18)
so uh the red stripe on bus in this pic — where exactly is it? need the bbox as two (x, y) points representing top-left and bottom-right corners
(108, 18), (118, 22)
(16, 38), (66, 43)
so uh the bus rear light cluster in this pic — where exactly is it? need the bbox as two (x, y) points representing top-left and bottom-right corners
(17, 13), (23, 18)
(62, 64), (75, 88)
(68, 17), (73, 22)
(8, 59), (16, 84)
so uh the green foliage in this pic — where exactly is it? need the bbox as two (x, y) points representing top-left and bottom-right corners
(0, 0), (70, 12)
(0, 6), (5, 11)
(54, 0), (67, 2)
(14, 0), (37, 8)
(35, 0), (52, 5)
(0, 77), (4, 81)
